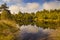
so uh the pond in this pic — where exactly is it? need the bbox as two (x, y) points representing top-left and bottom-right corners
(16, 25), (54, 40)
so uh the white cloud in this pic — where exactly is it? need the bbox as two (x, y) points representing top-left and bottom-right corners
(43, 1), (60, 10)
(9, 3), (40, 14)
(9, 5), (20, 14)
(55, 0), (60, 1)
(2, 0), (11, 2)
(2, 0), (22, 3)
(26, 3), (40, 10)
(22, 3), (40, 13)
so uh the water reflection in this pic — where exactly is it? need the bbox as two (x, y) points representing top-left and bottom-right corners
(16, 25), (54, 40)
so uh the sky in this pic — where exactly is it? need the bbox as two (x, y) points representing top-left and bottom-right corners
(0, 0), (60, 14)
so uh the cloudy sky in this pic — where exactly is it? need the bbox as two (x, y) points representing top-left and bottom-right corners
(0, 0), (60, 13)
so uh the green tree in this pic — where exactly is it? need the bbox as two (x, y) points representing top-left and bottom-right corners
(23, 13), (33, 25)
(0, 3), (13, 20)
(1, 10), (12, 20)
(0, 3), (8, 10)
(15, 11), (23, 26)
(0, 14), (1, 20)
(0, 20), (20, 40)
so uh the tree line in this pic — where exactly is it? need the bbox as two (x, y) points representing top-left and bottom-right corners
(0, 3), (60, 29)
